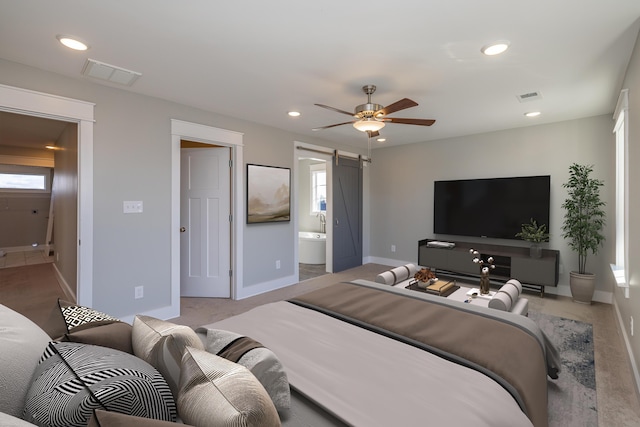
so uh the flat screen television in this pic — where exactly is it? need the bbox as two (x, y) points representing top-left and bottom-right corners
(433, 175), (550, 240)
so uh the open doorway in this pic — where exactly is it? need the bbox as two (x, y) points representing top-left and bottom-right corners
(296, 156), (330, 281)
(170, 119), (244, 310)
(0, 84), (94, 306)
(0, 111), (78, 298)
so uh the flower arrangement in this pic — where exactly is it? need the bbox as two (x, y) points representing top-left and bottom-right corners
(469, 249), (495, 295)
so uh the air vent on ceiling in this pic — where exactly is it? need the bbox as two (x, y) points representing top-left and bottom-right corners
(82, 58), (141, 86)
(516, 91), (542, 103)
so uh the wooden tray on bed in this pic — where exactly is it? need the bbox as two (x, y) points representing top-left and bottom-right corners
(405, 279), (459, 297)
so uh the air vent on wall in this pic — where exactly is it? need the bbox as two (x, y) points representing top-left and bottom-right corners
(516, 91), (542, 103)
(82, 58), (141, 86)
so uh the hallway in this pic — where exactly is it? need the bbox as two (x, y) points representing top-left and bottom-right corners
(0, 250), (54, 269)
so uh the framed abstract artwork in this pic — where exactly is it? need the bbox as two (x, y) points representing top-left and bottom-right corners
(246, 164), (291, 224)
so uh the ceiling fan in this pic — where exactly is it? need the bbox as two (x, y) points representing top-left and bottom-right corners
(312, 85), (435, 138)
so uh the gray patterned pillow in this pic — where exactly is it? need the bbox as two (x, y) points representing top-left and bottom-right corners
(23, 342), (176, 427)
(196, 327), (290, 412)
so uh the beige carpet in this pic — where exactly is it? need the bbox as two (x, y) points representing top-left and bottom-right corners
(0, 263), (68, 331)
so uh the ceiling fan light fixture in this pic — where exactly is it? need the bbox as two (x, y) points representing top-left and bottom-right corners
(481, 41), (510, 56)
(353, 118), (385, 132)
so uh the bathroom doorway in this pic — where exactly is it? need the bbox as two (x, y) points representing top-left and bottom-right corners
(296, 152), (330, 281)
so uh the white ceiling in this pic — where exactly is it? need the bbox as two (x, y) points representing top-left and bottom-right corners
(1, 1), (639, 150)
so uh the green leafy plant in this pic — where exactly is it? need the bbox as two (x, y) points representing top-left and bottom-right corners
(561, 163), (606, 274)
(515, 218), (549, 243)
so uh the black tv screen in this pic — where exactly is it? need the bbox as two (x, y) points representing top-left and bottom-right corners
(433, 175), (550, 240)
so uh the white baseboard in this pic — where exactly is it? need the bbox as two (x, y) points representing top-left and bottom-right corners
(235, 273), (298, 300)
(119, 304), (181, 324)
(52, 263), (76, 301)
(613, 297), (640, 397)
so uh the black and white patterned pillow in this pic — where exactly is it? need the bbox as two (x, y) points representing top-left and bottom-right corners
(23, 342), (176, 427)
(60, 303), (120, 331)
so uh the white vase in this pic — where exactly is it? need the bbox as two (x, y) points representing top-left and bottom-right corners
(569, 271), (596, 304)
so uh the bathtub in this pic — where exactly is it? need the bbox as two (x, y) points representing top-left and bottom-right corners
(298, 231), (326, 264)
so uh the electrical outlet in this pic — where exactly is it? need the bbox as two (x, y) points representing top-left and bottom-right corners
(276, 260), (281, 269)
(135, 286), (144, 299)
(631, 316), (634, 337)
(391, 245), (396, 253)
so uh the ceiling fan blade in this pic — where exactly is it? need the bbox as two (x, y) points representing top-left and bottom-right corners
(312, 121), (356, 131)
(376, 98), (418, 116)
(366, 130), (380, 138)
(314, 103), (356, 117)
(384, 117), (436, 126)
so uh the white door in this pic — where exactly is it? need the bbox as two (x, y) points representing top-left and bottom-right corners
(180, 147), (231, 297)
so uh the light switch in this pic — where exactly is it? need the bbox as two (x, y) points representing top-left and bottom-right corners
(123, 201), (143, 213)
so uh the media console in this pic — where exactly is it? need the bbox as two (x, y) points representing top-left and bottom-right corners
(418, 239), (559, 297)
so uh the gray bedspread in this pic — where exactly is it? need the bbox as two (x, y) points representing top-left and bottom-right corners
(207, 280), (553, 427)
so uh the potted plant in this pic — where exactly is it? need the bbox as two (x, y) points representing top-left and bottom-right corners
(515, 218), (549, 258)
(561, 163), (606, 304)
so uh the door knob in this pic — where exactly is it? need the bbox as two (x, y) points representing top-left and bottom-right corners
(180, 227), (186, 232)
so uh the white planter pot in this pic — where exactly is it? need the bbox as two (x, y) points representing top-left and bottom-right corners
(569, 271), (596, 304)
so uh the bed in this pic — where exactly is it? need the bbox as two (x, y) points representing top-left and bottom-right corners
(206, 279), (558, 427)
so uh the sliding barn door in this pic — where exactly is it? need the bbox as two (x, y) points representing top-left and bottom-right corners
(332, 157), (362, 272)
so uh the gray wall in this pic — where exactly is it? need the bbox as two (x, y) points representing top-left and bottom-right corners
(0, 145), (53, 249)
(369, 114), (616, 301)
(0, 58), (361, 318)
(615, 28), (640, 384)
(0, 194), (50, 247)
(52, 123), (78, 290)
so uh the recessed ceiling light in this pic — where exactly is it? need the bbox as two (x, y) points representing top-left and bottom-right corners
(525, 111), (541, 117)
(481, 41), (510, 56)
(288, 111), (301, 117)
(57, 35), (89, 51)
(376, 138), (386, 142)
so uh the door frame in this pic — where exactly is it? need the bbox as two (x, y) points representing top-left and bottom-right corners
(170, 120), (243, 310)
(179, 145), (231, 298)
(0, 83), (94, 306)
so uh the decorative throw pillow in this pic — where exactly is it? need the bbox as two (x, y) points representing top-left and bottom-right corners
(61, 322), (133, 354)
(132, 315), (204, 398)
(44, 299), (133, 354)
(177, 346), (280, 427)
(196, 327), (290, 412)
(87, 409), (192, 427)
(0, 304), (51, 418)
(23, 342), (176, 427)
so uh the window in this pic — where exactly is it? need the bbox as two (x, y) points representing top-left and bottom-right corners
(611, 89), (629, 297)
(310, 163), (326, 213)
(0, 165), (51, 193)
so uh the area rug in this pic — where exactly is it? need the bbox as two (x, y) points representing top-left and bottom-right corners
(528, 311), (597, 427)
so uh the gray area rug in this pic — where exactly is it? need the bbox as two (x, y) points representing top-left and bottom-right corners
(529, 311), (597, 427)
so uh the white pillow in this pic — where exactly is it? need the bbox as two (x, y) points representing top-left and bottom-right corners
(178, 347), (280, 427)
(0, 304), (51, 418)
(132, 315), (204, 398)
